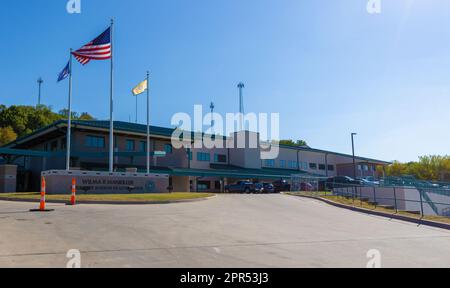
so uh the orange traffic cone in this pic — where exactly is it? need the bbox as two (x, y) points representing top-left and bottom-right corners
(69, 178), (76, 206)
(30, 176), (54, 212)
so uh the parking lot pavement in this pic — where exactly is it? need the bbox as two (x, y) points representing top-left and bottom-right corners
(0, 194), (449, 268)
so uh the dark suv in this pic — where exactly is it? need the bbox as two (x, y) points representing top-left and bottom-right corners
(272, 180), (291, 192)
(224, 181), (255, 193)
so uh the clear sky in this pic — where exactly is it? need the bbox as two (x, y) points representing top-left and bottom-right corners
(0, 0), (449, 162)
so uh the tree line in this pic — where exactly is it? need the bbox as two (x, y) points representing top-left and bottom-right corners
(380, 155), (450, 182)
(0, 105), (94, 146)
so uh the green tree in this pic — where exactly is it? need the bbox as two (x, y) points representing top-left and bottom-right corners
(279, 139), (308, 147)
(384, 155), (450, 181)
(0, 105), (95, 139)
(0, 126), (17, 146)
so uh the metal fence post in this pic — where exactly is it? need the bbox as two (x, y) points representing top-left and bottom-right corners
(393, 187), (398, 214)
(419, 189), (425, 218)
(373, 186), (377, 209)
(359, 186), (363, 207)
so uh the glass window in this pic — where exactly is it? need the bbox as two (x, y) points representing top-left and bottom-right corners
(279, 160), (286, 168)
(319, 164), (326, 170)
(164, 144), (173, 154)
(126, 140), (135, 151)
(264, 159), (275, 167)
(61, 137), (67, 150)
(289, 161), (298, 169)
(140, 141), (147, 152)
(197, 152), (211, 162)
(303, 162), (308, 170)
(309, 163), (317, 170)
(214, 154), (227, 163)
(85, 135), (105, 148)
(328, 165), (335, 171)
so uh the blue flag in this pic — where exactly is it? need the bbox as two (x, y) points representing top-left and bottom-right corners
(57, 61), (70, 82)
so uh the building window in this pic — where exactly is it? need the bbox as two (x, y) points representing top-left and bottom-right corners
(85, 135), (105, 148)
(197, 152), (211, 162)
(187, 150), (193, 160)
(309, 163), (317, 170)
(61, 137), (67, 150)
(50, 141), (58, 151)
(126, 140), (135, 151)
(140, 141), (147, 152)
(280, 160), (286, 168)
(328, 165), (335, 171)
(214, 154), (227, 163)
(164, 144), (173, 154)
(289, 161), (298, 169)
(303, 162), (308, 170)
(358, 165), (362, 171)
(319, 164), (326, 171)
(264, 159), (275, 167)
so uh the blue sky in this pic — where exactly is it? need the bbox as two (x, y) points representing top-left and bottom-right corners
(0, 0), (449, 162)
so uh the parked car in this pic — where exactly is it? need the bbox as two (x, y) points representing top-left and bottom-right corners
(272, 180), (291, 192)
(253, 183), (265, 194)
(359, 178), (380, 186)
(262, 183), (275, 193)
(326, 176), (362, 190)
(300, 182), (314, 191)
(224, 181), (255, 193)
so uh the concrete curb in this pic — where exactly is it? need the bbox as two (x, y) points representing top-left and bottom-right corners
(284, 193), (450, 231)
(0, 194), (217, 206)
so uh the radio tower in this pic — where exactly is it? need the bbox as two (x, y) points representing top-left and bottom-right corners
(210, 102), (215, 133)
(238, 82), (245, 131)
(37, 77), (44, 106)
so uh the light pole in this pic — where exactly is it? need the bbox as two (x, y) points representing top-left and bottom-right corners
(210, 102), (215, 133)
(37, 77), (44, 106)
(237, 82), (245, 131)
(351, 133), (357, 179)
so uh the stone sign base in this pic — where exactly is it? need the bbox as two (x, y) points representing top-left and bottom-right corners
(42, 170), (170, 194)
(0, 165), (17, 193)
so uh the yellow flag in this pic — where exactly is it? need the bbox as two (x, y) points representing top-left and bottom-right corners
(132, 79), (148, 96)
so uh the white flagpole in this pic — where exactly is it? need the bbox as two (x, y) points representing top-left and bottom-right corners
(109, 19), (115, 173)
(146, 71), (150, 174)
(66, 49), (73, 171)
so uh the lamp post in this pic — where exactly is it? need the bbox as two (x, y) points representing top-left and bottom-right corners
(37, 78), (44, 106)
(210, 102), (215, 133)
(351, 133), (357, 179)
(237, 82), (245, 131)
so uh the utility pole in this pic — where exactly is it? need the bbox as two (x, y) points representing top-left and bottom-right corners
(238, 82), (245, 131)
(351, 133), (357, 179)
(210, 102), (215, 133)
(37, 77), (44, 106)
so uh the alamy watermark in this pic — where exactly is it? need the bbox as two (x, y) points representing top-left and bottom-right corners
(367, 0), (381, 14)
(171, 105), (280, 160)
(66, 249), (81, 268)
(366, 249), (381, 268)
(67, 0), (81, 14)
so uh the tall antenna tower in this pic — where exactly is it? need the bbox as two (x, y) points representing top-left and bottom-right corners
(238, 82), (245, 131)
(37, 77), (44, 106)
(210, 102), (215, 131)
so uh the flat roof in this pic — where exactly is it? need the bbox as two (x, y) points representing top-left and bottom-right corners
(3, 120), (390, 164)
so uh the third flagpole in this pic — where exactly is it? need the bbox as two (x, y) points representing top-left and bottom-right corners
(66, 49), (73, 171)
(109, 19), (115, 173)
(146, 71), (150, 174)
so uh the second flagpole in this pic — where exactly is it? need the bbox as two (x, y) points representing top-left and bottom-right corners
(109, 19), (115, 173)
(66, 49), (73, 171)
(146, 71), (150, 174)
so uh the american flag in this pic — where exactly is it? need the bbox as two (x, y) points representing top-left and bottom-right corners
(72, 27), (111, 65)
